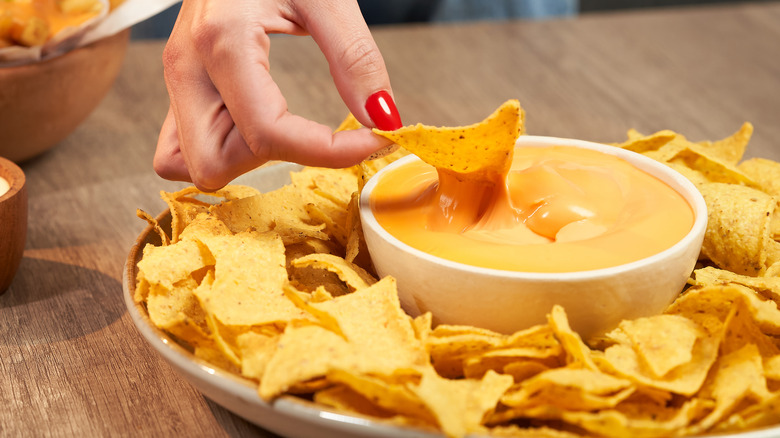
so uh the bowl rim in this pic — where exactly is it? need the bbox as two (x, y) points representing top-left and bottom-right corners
(359, 134), (708, 281)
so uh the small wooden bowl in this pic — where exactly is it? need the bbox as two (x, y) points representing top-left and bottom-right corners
(0, 29), (130, 163)
(0, 156), (27, 294)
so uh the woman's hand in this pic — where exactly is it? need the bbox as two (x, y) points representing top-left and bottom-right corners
(153, 0), (402, 191)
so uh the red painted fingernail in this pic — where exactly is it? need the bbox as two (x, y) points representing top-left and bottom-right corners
(365, 90), (402, 131)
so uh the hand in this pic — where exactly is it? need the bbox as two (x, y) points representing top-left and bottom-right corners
(153, 0), (402, 191)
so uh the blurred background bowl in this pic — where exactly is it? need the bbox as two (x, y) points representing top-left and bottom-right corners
(360, 136), (708, 339)
(0, 156), (27, 294)
(0, 29), (130, 163)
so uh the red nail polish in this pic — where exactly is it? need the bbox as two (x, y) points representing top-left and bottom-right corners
(365, 90), (402, 131)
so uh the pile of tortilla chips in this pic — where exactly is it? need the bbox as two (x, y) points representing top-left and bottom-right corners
(136, 101), (780, 437)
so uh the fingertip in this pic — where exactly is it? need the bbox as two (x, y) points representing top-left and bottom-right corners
(329, 127), (397, 166)
(153, 148), (191, 183)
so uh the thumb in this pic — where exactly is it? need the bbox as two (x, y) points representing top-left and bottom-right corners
(298, 0), (402, 131)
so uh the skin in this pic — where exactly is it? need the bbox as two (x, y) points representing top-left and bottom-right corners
(154, 0), (395, 191)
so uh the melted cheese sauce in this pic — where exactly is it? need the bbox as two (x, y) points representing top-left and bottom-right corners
(370, 146), (694, 273)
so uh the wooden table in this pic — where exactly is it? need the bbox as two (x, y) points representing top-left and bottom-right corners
(2, 3), (779, 436)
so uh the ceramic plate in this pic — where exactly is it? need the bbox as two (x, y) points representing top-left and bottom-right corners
(123, 163), (780, 438)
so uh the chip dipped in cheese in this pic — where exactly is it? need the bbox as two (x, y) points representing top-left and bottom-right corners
(371, 104), (694, 273)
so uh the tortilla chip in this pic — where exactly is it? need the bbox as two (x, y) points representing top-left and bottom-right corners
(408, 368), (513, 437)
(374, 99), (524, 181)
(291, 253), (376, 292)
(698, 182), (776, 276)
(193, 231), (307, 326)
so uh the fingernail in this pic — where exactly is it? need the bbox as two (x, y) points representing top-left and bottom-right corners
(365, 90), (402, 131)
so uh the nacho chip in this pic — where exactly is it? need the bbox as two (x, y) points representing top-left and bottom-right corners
(282, 283), (345, 338)
(259, 324), (353, 399)
(324, 368), (436, 425)
(373, 99), (524, 181)
(487, 425), (583, 438)
(136, 239), (214, 292)
(159, 185), (261, 243)
(612, 129), (677, 154)
(714, 391), (780, 433)
(304, 201), (350, 247)
(412, 312), (433, 344)
(699, 122), (753, 166)
(260, 277), (428, 399)
(237, 329), (281, 381)
(668, 284), (780, 337)
(671, 146), (755, 186)
(290, 167), (357, 209)
(291, 253), (376, 291)
(555, 398), (708, 438)
(161, 190), (210, 243)
(500, 367), (635, 411)
(739, 156), (780, 197)
(698, 182), (776, 276)
(136, 209), (170, 245)
(310, 277), (428, 372)
(684, 344), (770, 435)
(178, 212), (232, 241)
(408, 368), (513, 438)
(596, 318), (719, 396)
(313, 384), (435, 429)
(427, 325), (509, 378)
(548, 305), (598, 370)
(691, 266), (780, 302)
(344, 190), (374, 272)
(193, 231), (307, 326)
(719, 298), (780, 359)
(210, 185), (329, 245)
(614, 315), (701, 378)
(460, 325), (564, 379)
(145, 276), (212, 349)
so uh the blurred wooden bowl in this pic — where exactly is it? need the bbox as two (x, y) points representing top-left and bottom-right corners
(0, 29), (130, 163)
(0, 156), (27, 294)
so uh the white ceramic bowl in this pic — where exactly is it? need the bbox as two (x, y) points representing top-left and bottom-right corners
(360, 135), (708, 339)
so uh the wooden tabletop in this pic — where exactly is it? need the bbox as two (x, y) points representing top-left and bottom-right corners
(2, 3), (780, 436)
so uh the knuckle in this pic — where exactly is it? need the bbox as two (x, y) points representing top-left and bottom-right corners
(189, 17), (222, 58)
(243, 128), (276, 162)
(338, 35), (384, 79)
(161, 41), (184, 74)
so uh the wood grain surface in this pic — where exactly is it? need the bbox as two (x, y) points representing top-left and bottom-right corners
(1, 3), (779, 436)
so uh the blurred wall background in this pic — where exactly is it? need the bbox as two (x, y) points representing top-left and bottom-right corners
(130, 0), (778, 39)
(580, 0), (776, 10)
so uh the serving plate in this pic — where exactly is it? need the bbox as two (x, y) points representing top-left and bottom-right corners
(123, 163), (780, 438)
